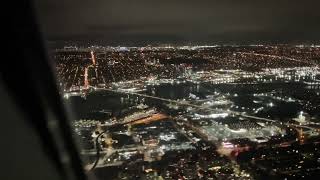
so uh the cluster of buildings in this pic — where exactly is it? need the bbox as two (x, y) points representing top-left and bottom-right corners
(54, 44), (320, 179)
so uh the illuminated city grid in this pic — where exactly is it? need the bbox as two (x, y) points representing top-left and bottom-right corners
(54, 44), (320, 179)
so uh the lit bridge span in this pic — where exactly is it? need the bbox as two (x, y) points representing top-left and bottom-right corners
(92, 87), (318, 131)
(85, 86), (319, 170)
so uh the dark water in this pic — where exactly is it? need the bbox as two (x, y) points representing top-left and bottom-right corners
(66, 82), (320, 121)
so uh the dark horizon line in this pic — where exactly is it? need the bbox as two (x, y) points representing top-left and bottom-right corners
(46, 39), (320, 48)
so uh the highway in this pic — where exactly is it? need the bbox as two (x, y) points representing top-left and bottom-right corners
(82, 145), (145, 155)
(94, 87), (317, 131)
(84, 145), (145, 169)
(237, 52), (318, 67)
(85, 86), (319, 170)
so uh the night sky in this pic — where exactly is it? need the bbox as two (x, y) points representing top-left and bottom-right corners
(34, 0), (320, 45)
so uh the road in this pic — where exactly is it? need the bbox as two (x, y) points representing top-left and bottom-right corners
(237, 52), (318, 67)
(94, 87), (318, 131)
(84, 86), (319, 170)
(83, 145), (145, 169)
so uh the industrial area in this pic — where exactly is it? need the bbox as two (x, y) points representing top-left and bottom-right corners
(53, 45), (320, 179)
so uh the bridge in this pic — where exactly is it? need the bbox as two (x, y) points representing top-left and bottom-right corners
(92, 87), (319, 131)
(86, 86), (320, 170)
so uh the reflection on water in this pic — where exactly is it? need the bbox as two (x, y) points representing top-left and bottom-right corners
(67, 81), (319, 122)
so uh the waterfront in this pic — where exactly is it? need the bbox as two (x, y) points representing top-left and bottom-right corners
(54, 45), (320, 179)
(66, 77), (320, 179)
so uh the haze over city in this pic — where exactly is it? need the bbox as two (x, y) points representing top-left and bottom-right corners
(33, 0), (320, 179)
(35, 0), (320, 45)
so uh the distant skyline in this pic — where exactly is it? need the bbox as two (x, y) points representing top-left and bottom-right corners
(35, 0), (320, 45)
